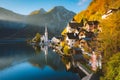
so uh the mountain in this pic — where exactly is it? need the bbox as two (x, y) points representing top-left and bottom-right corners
(0, 6), (75, 39)
(0, 7), (26, 28)
(14, 6), (76, 38)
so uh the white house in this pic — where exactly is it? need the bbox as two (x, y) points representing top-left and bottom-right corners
(102, 10), (113, 19)
(102, 9), (118, 19)
(66, 33), (78, 48)
(51, 37), (60, 44)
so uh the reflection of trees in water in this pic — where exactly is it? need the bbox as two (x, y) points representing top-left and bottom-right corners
(61, 56), (87, 78)
(29, 47), (66, 71)
(61, 56), (71, 70)
(31, 44), (91, 79)
(60, 53), (94, 79)
(32, 45), (41, 54)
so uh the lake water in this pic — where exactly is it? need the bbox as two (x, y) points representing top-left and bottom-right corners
(0, 40), (81, 80)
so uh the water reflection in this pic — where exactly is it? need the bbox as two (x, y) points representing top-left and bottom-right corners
(30, 44), (65, 71)
(32, 45), (41, 54)
(0, 42), (34, 70)
(60, 54), (91, 78)
(61, 56), (71, 70)
(31, 44), (92, 79)
(0, 41), (80, 80)
(32, 44), (48, 64)
(0, 62), (80, 80)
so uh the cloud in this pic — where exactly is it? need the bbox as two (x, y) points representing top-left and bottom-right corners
(78, 0), (88, 6)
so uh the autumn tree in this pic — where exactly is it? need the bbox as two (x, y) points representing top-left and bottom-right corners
(35, 33), (41, 43)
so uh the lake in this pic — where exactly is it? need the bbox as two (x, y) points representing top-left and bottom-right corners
(0, 40), (81, 80)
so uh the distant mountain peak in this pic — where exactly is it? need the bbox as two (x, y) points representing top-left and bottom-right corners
(39, 8), (46, 14)
(54, 6), (65, 10)
(30, 8), (46, 15)
(47, 6), (71, 14)
(52, 6), (66, 11)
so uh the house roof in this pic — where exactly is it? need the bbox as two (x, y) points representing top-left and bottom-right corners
(87, 21), (99, 25)
(85, 31), (95, 38)
(69, 22), (83, 28)
(67, 33), (79, 39)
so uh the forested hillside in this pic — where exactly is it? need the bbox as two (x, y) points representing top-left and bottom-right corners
(74, 0), (120, 21)
(74, 0), (120, 80)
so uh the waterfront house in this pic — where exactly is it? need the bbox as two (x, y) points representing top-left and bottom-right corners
(66, 22), (83, 33)
(66, 18), (83, 33)
(79, 39), (88, 48)
(51, 37), (60, 45)
(85, 31), (95, 40)
(85, 21), (99, 32)
(78, 29), (86, 39)
(66, 33), (79, 48)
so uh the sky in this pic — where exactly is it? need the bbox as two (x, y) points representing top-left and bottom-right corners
(0, 0), (92, 15)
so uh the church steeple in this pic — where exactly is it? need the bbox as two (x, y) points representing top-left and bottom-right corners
(44, 25), (48, 42)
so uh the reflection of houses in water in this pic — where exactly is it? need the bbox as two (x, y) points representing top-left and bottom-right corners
(29, 49), (66, 71)
(41, 45), (48, 64)
(32, 44), (48, 64)
(61, 54), (94, 80)
(31, 44), (98, 79)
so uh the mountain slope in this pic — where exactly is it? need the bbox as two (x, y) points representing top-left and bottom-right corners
(74, 0), (120, 22)
(0, 7), (25, 22)
(0, 7), (27, 38)
(30, 8), (46, 15)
